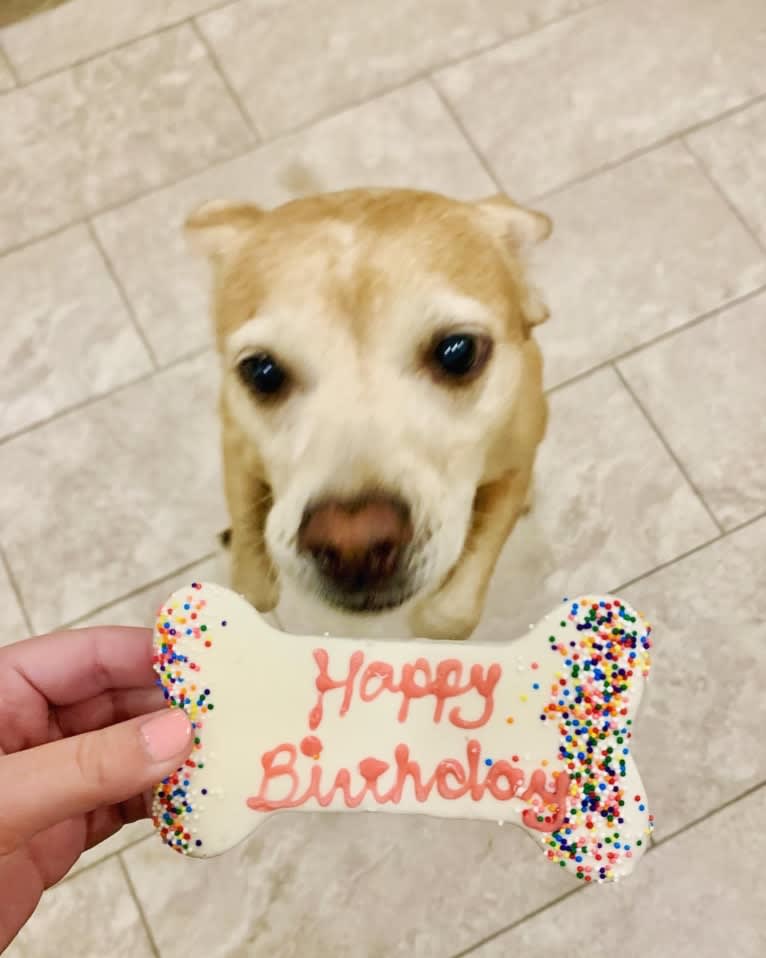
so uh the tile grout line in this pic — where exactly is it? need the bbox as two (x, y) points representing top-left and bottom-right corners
(64, 549), (220, 629)
(0, 38), (20, 85)
(0, 344), (213, 450)
(57, 506), (766, 654)
(0, 543), (33, 634)
(453, 512), (766, 954)
(2, 225), (765, 457)
(2, 73), (766, 266)
(0, 0), (591, 98)
(426, 0), (618, 197)
(0, 18), (509, 102)
(0, 0), (241, 87)
(86, 220), (159, 370)
(454, 779), (766, 957)
(426, 75), (503, 192)
(614, 508), (765, 594)
(118, 854), (162, 958)
(651, 780), (766, 852)
(545, 279), (766, 396)
(57, 833), (153, 887)
(681, 138), (766, 256)
(450, 883), (586, 957)
(1, 218), (91, 261)
(527, 90), (766, 207)
(612, 362), (725, 534)
(0, 63), (484, 262)
(3, 352), (764, 638)
(1, 225), (762, 456)
(0, 3), (645, 253)
(190, 17), (263, 142)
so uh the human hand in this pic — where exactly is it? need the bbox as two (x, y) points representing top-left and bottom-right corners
(0, 626), (192, 950)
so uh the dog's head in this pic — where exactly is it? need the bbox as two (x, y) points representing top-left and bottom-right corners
(189, 189), (550, 614)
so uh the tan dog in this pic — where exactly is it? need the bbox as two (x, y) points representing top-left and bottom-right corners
(188, 189), (551, 640)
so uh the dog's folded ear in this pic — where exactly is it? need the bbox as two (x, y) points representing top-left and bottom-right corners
(474, 194), (552, 252)
(185, 200), (264, 261)
(473, 195), (552, 328)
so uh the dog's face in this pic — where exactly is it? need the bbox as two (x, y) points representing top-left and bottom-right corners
(189, 190), (550, 614)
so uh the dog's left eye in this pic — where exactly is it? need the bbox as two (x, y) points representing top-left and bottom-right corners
(431, 333), (491, 380)
(238, 353), (288, 397)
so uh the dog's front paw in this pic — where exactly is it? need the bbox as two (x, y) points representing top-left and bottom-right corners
(409, 587), (482, 641)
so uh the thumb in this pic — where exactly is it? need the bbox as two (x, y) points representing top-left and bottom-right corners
(0, 709), (191, 855)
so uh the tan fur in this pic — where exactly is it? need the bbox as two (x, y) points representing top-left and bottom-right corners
(188, 188), (551, 640)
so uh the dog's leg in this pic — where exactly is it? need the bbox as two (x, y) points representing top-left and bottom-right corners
(222, 430), (280, 612)
(410, 468), (532, 641)
(228, 526), (280, 612)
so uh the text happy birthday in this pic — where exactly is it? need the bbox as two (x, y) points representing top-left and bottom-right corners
(247, 649), (569, 829)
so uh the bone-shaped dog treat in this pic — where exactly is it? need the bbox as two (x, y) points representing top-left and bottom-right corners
(151, 583), (653, 882)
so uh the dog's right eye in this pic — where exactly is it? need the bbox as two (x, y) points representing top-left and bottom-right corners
(238, 353), (288, 397)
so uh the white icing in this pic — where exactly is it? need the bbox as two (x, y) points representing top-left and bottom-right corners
(152, 583), (653, 881)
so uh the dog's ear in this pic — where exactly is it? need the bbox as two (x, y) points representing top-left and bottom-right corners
(474, 195), (552, 328)
(474, 194), (552, 252)
(185, 200), (265, 261)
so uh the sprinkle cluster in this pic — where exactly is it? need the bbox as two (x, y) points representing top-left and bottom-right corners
(151, 582), (220, 854)
(539, 598), (653, 881)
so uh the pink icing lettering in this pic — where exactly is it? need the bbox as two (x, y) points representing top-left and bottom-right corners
(309, 650), (503, 731)
(431, 659), (472, 722)
(448, 663), (502, 729)
(249, 744), (301, 810)
(359, 661), (397, 702)
(309, 648), (364, 730)
(433, 758), (469, 799)
(300, 735), (322, 757)
(247, 741), (569, 828)
(396, 658), (434, 721)
(485, 760), (525, 800)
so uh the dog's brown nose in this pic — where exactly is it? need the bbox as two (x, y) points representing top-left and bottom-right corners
(298, 496), (413, 593)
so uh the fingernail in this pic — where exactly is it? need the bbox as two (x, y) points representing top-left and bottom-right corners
(141, 709), (191, 762)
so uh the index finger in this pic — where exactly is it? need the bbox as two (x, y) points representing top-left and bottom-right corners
(0, 627), (156, 706)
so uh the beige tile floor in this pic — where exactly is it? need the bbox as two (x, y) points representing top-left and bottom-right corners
(1, 0), (765, 955)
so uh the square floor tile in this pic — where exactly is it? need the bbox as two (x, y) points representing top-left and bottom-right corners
(1, 0), (227, 82)
(126, 812), (576, 958)
(0, 557), (28, 647)
(534, 143), (766, 388)
(469, 787), (766, 958)
(436, 0), (766, 198)
(197, 0), (505, 137)
(619, 292), (766, 529)
(93, 82), (496, 361)
(0, 225), (152, 439)
(687, 100), (766, 250)
(5, 858), (154, 958)
(0, 351), (227, 633)
(624, 517), (766, 838)
(472, 366), (718, 643)
(0, 24), (253, 253)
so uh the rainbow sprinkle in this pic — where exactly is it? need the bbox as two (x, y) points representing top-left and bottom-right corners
(151, 582), (218, 854)
(538, 597), (653, 881)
